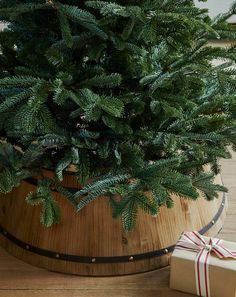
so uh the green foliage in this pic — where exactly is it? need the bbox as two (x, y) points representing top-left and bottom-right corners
(0, 3), (50, 17)
(111, 191), (158, 231)
(0, 143), (32, 193)
(56, 151), (72, 181)
(193, 172), (228, 200)
(80, 74), (122, 88)
(58, 11), (73, 48)
(0, 90), (32, 113)
(26, 178), (61, 227)
(0, 0), (235, 230)
(58, 3), (108, 40)
(75, 174), (130, 211)
(0, 76), (42, 88)
(0, 168), (20, 193)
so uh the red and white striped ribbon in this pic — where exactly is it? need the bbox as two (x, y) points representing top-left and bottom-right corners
(175, 231), (236, 297)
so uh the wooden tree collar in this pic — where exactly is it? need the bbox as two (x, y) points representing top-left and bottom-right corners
(0, 192), (226, 264)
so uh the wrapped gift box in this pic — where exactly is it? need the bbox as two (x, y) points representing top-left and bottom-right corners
(170, 232), (236, 297)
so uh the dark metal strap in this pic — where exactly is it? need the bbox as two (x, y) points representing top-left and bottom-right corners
(0, 193), (226, 264)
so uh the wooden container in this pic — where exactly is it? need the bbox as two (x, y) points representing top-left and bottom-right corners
(0, 171), (227, 276)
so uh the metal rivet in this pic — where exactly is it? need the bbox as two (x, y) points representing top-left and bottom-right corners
(26, 245), (30, 250)
(211, 220), (215, 224)
(91, 258), (96, 263)
(129, 256), (134, 261)
(164, 248), (169, 254)
(55, 254), (60, 258)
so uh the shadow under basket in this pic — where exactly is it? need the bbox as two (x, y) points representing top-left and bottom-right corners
(0, 171), (228, 276)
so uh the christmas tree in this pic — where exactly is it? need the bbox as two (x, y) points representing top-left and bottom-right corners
(0, 0), (236, 231)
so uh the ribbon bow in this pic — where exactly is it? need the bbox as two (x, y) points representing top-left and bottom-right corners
(175, 231), (236, 297)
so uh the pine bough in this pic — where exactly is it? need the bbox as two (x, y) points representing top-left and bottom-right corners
(0, 0), (235, 231)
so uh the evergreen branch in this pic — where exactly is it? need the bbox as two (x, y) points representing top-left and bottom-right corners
(137, 157), (183, 179)
(75, 174), (130, 200)
(41, 198), (61, 227)
(121, 197), (138, 231)
(0, 89), (32, 112)
(56, 151), (72, 181)
(98, 96), (124, 117)
(0, 76), (43, 88)
(59, 3), (97, 23)
(102, 115), (133, 134)
(80, 73), (122, 88)
(193, 172), (228, 200)
(0, 3), (51, 16)
(151, 182), (170, 207)
(58, 10), (73, 48)
(135, 192), (158, 216)
(26, 178), (61, 227)
(75, 174), (130, 211)
(53, 181), (77, 206)
(0, 168), (21, 193)
(58, 3), (108, 39)
(0, 0), (235, 229)
(51, 33), (94, 50)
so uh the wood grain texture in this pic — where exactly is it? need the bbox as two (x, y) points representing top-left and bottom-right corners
(0, 153), (235, 296)
(0, 289), (193, 297)
(0, 168), (226, 276)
